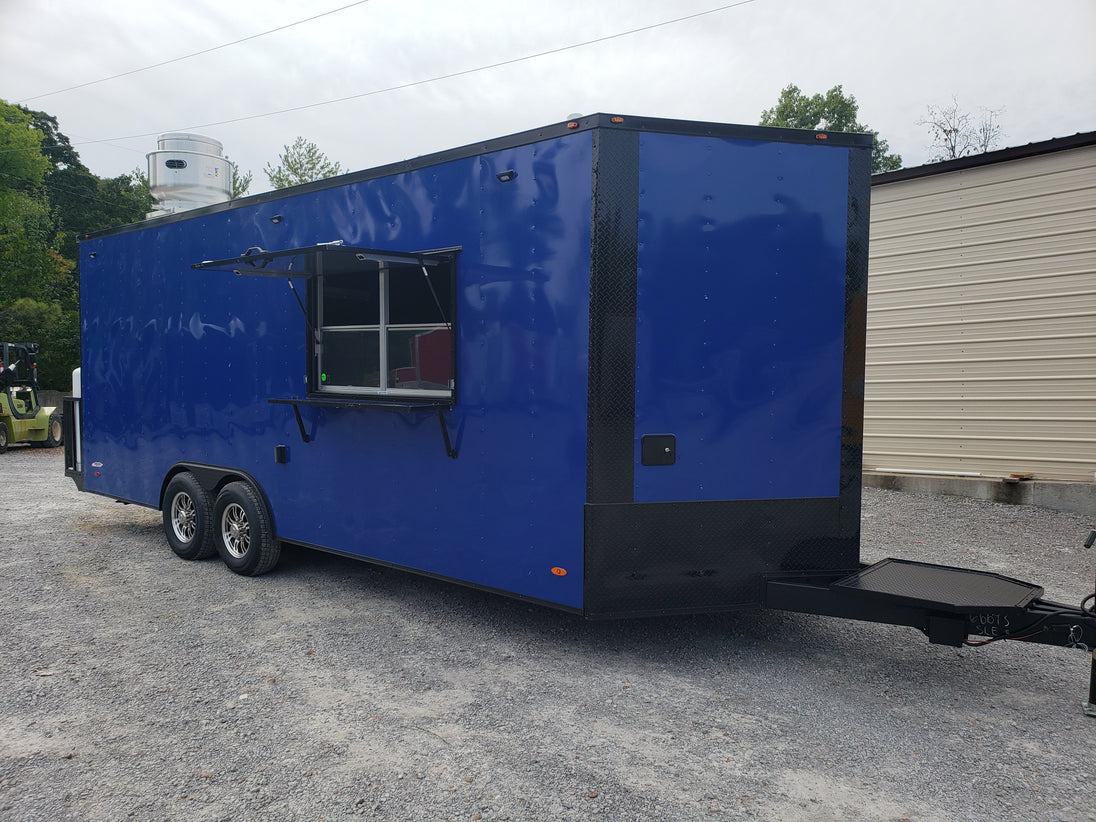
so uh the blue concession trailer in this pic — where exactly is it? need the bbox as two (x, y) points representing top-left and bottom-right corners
(66, 115), (1096, 706)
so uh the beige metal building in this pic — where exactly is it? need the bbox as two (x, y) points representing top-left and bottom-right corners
(865, 132), (1096, 484)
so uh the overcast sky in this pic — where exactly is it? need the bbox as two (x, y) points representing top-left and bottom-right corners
(2, 0), (1094, 194)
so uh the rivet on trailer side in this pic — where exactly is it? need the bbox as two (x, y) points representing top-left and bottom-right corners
(63, 114), (1096, 712)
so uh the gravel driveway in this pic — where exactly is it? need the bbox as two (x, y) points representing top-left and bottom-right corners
(1, 447), (1094, 821)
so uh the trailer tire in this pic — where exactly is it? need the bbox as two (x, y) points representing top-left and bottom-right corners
(213, 481), (280, 576)
(163, 473), (216, 560)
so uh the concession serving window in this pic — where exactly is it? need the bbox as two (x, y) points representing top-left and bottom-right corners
(194, 242), (458, 403)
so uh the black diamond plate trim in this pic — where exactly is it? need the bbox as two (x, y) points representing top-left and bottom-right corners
(838, 142), (872, 535)
(586, 128), (640, 504)
(584, 498), (860, 618)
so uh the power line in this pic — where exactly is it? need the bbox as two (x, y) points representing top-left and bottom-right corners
(2, 0), (759, 158)
(0, 169), (144, 210)
(15, 0), (374, 104)
(63, 0), (761, 148)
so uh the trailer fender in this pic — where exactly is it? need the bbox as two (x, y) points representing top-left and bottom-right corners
(161, 463), (279, 542)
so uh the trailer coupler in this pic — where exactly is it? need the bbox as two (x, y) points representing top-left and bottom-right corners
(765, 558), (1096, 714)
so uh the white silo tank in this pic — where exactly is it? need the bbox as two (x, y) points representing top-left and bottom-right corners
(146, 132), (235, 218)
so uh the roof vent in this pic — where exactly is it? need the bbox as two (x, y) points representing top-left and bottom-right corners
(146, 132), (234, 219)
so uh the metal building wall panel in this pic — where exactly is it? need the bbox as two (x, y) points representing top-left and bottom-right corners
(872, 235), (1094, 277)
(870, 271), (1093, 309)
(868, 335), (1096, 362)
(866, 314), (1093, 347)
(865, 398), (1093, 418)
(870, 150), (1096, 218)
(867, 255), (1093, 293)
(864, 451), (1093, 476)
(872, 191), (1095, 240)
(868, 418), (1093, 440)
(869, 357), (1096, 381)
(873, 208), (1095, 248)
(865, 143), (1096, 482)
(869, 292), (1095, 324)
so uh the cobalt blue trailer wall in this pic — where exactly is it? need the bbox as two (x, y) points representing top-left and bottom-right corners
(77, 115), (872, 618)
(80, 130), (595, 610)
(582, 119), (871, 617)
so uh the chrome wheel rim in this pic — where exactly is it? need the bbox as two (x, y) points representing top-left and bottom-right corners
(221, 503), (250, 559)
(170, 492), (197, 544)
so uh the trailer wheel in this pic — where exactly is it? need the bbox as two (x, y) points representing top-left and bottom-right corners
(163, 473), (216, 560)
(213, 481), (280, 576)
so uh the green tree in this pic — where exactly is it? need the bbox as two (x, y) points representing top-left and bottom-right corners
(0, 100), (149, 390)
(0, 188), (60, 306)
(24, 107), (84, 175)
(264, 137), (343, 189)
(0, 101), (58, 308)
(760, 84), (902, 173)
(0, 102), (50, 192)
(44, 167), (152, 261)
(18, 106), (151, 259)
(225, 155), (253, 198)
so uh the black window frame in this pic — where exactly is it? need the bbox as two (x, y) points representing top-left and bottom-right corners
(308, 252), (457, 401)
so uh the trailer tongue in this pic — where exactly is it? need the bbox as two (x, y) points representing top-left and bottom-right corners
(767, 553), (1096, 715)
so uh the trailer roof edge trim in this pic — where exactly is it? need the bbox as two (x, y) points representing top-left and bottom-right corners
(872, 129), (1096, 186)
(82, 113), (874, 242)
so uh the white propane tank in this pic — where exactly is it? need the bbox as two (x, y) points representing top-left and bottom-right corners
(146, 132), (234, 218)
(70, 366), (82, 471)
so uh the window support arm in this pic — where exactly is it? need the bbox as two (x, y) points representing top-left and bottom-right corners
(421, 263), (452, 332)
(438, 407), (458, 459)
(290, 402), (311, 443)
(286, 278), (320, 343)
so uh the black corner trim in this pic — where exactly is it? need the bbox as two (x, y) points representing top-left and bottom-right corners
(586, 127), (640, 504)
(838, 143), (872, 534)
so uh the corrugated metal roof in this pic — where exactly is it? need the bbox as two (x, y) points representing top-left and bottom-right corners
(872, 130), (1096, 185)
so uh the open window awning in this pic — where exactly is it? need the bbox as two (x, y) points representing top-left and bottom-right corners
(191, 241), (449, 278)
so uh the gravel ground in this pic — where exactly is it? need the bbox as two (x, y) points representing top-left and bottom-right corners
(1, 447), (1094, 822)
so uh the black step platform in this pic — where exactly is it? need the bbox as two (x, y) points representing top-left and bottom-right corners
(832, 559), (1043, 613)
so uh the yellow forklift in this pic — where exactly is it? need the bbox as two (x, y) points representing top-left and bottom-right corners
(0, 342), (62, 453)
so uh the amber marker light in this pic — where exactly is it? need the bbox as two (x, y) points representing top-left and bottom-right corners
(551, 567), (568, 576)
(815, 132), (828, 140)
(610, 116), (624, 124)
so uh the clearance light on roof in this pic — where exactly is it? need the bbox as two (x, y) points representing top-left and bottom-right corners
(610, 116), (624, 124)
(567, 121), (579, 129)
(815, 132), (828, 140)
